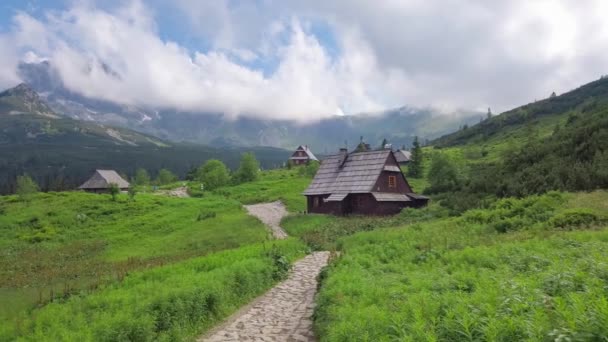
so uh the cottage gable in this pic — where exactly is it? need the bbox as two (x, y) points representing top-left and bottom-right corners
(79, 169), (129, 191)
(289, 145), (318, 165)
(303, 149), (428, 215)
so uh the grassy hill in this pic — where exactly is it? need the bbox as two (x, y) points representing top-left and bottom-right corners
(314, 191), (608, 341)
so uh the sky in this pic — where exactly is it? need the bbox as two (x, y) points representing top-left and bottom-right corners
(1, 0), (608, 121)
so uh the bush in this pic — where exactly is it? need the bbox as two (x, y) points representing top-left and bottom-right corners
(156, 169), (178, 185)
(197, 210), (217, 221)
(109, 183), (120, 201)
(16, 174), (39, 201)
(195, 159), (230, 190)
(133, 168), (150, 186)
(551, 209), (603, 229)
(232, 153), (260, 184)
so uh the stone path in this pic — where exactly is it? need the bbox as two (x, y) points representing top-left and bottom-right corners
(244, 201), (289, 239)
(199, 251), (330, 342)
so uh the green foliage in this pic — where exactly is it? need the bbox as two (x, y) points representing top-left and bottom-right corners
(297, 160), (320, 178)
(127, 186), (137, 201)
(156, 168), (178, 185)
(133, 168), (150, 186)
(195, 159), (230, 190)
(314, 191), (608, 341)
(0, 191), (270, 320)
(286, 159), (294, 170)
(426, 153), (462, 193)
(108, 183), (120, 201)
(551, 209), (605, 230)
(1, 240), (305, 341)
(16, 174), (38, 201)
(282, 204), (449, 250)
(233, 152), (260, 184)
(216, 168), (309, 212)
(408, 136), (423, 177)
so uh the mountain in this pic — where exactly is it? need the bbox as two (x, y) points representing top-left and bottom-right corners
(0, 83), (168, 147)
(433, 76), (608, 148)
(0, 84), (290, 194)
(17, 61), (483, 151)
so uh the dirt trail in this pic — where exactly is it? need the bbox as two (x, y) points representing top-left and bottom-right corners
(244, 201), (289, 239)
(199, 252), (329, 342)
(155, 186), (190, 198)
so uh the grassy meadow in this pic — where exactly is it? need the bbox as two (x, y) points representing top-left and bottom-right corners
(0, 166), (314, 340)
(313, 191), (608, 341)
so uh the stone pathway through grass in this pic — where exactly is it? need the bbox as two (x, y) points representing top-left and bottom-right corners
(199, 251), (329, 342)
(199, 201), (329, 341)
(244, 201), (289, 239)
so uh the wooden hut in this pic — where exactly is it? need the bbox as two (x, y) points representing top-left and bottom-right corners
(79, 169), (130, 193)
(303, 148), (428, 216)
(393, 149), (412, 165)
(288, 145), (318, 165)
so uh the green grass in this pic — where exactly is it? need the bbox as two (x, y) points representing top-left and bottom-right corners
(215, 168), (310, 212)
(1, 239), (307, 341)
(0, 191), (269, 319)
(314, 191), (608, 341)
(0, 166), (318, 339)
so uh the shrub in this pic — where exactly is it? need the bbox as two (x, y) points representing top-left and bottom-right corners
(233, 153), (260, 184)
(195, 159), (230, 190)
(156, 169), (178, 185)
(197, 210), (217, 221)
(551, 209), (603, 230)
(16, 174), (39, 201)
(109, 183), (120, 201)
(133, 168), (150, 186)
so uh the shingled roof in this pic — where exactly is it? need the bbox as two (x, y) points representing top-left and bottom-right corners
(290, 145), (318, 161)
(303, 150), (391, 195)
(79, 170), (130, 189)
(394, 149), (412, 163)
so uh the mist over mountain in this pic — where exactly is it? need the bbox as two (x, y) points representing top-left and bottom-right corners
(17, 61), (483, 151)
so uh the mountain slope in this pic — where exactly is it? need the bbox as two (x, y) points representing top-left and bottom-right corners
(0, 84), (290, 194)
(433, 76), (608, 148)
(18, 61), (483, 150)
(0, 84), (168, 147)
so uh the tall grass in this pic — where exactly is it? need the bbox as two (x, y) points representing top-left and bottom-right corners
(0, 191), (268, 318)
(314, 191), (608, 341)
(1, 239), (306, 341)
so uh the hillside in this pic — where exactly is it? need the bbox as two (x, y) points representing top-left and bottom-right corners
(18, 61), (483, 150)
(433, 76), (608, 149)
(0, 84), (290, 194)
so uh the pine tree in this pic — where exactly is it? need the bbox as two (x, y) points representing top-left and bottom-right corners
(408, 136), (423, 177)
(487, 107), (492, 119)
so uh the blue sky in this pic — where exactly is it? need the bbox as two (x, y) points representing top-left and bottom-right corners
(0, 1), (607, 121)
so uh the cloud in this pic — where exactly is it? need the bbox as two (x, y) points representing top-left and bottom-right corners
(2, 0), (608, 120)
(176, 0), (608, 113)
(2, 1), (408, 121)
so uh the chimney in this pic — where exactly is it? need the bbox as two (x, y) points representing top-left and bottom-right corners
(338, 148), (348, 168)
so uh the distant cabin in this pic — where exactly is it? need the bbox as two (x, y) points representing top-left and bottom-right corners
(79, 169), (130, 193)
(289, 145), (318, 165)
(393, 149), (412, 165)
(303, 149), (428, 216)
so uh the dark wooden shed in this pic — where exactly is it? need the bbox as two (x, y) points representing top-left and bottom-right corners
(289, 145), (318, 165)
(303, 149), (428, 216)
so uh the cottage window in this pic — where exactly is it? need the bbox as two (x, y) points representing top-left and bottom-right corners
(388, 175), (396, 188)
(357, 196), (365, 208)
(313, 197), (320, 208)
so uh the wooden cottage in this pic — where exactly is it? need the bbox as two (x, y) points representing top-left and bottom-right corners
(79, 169), (130, 193)
(303, 149), (428, 216)
(289, 145), (318, 165)
(393, 149), (412, 165)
